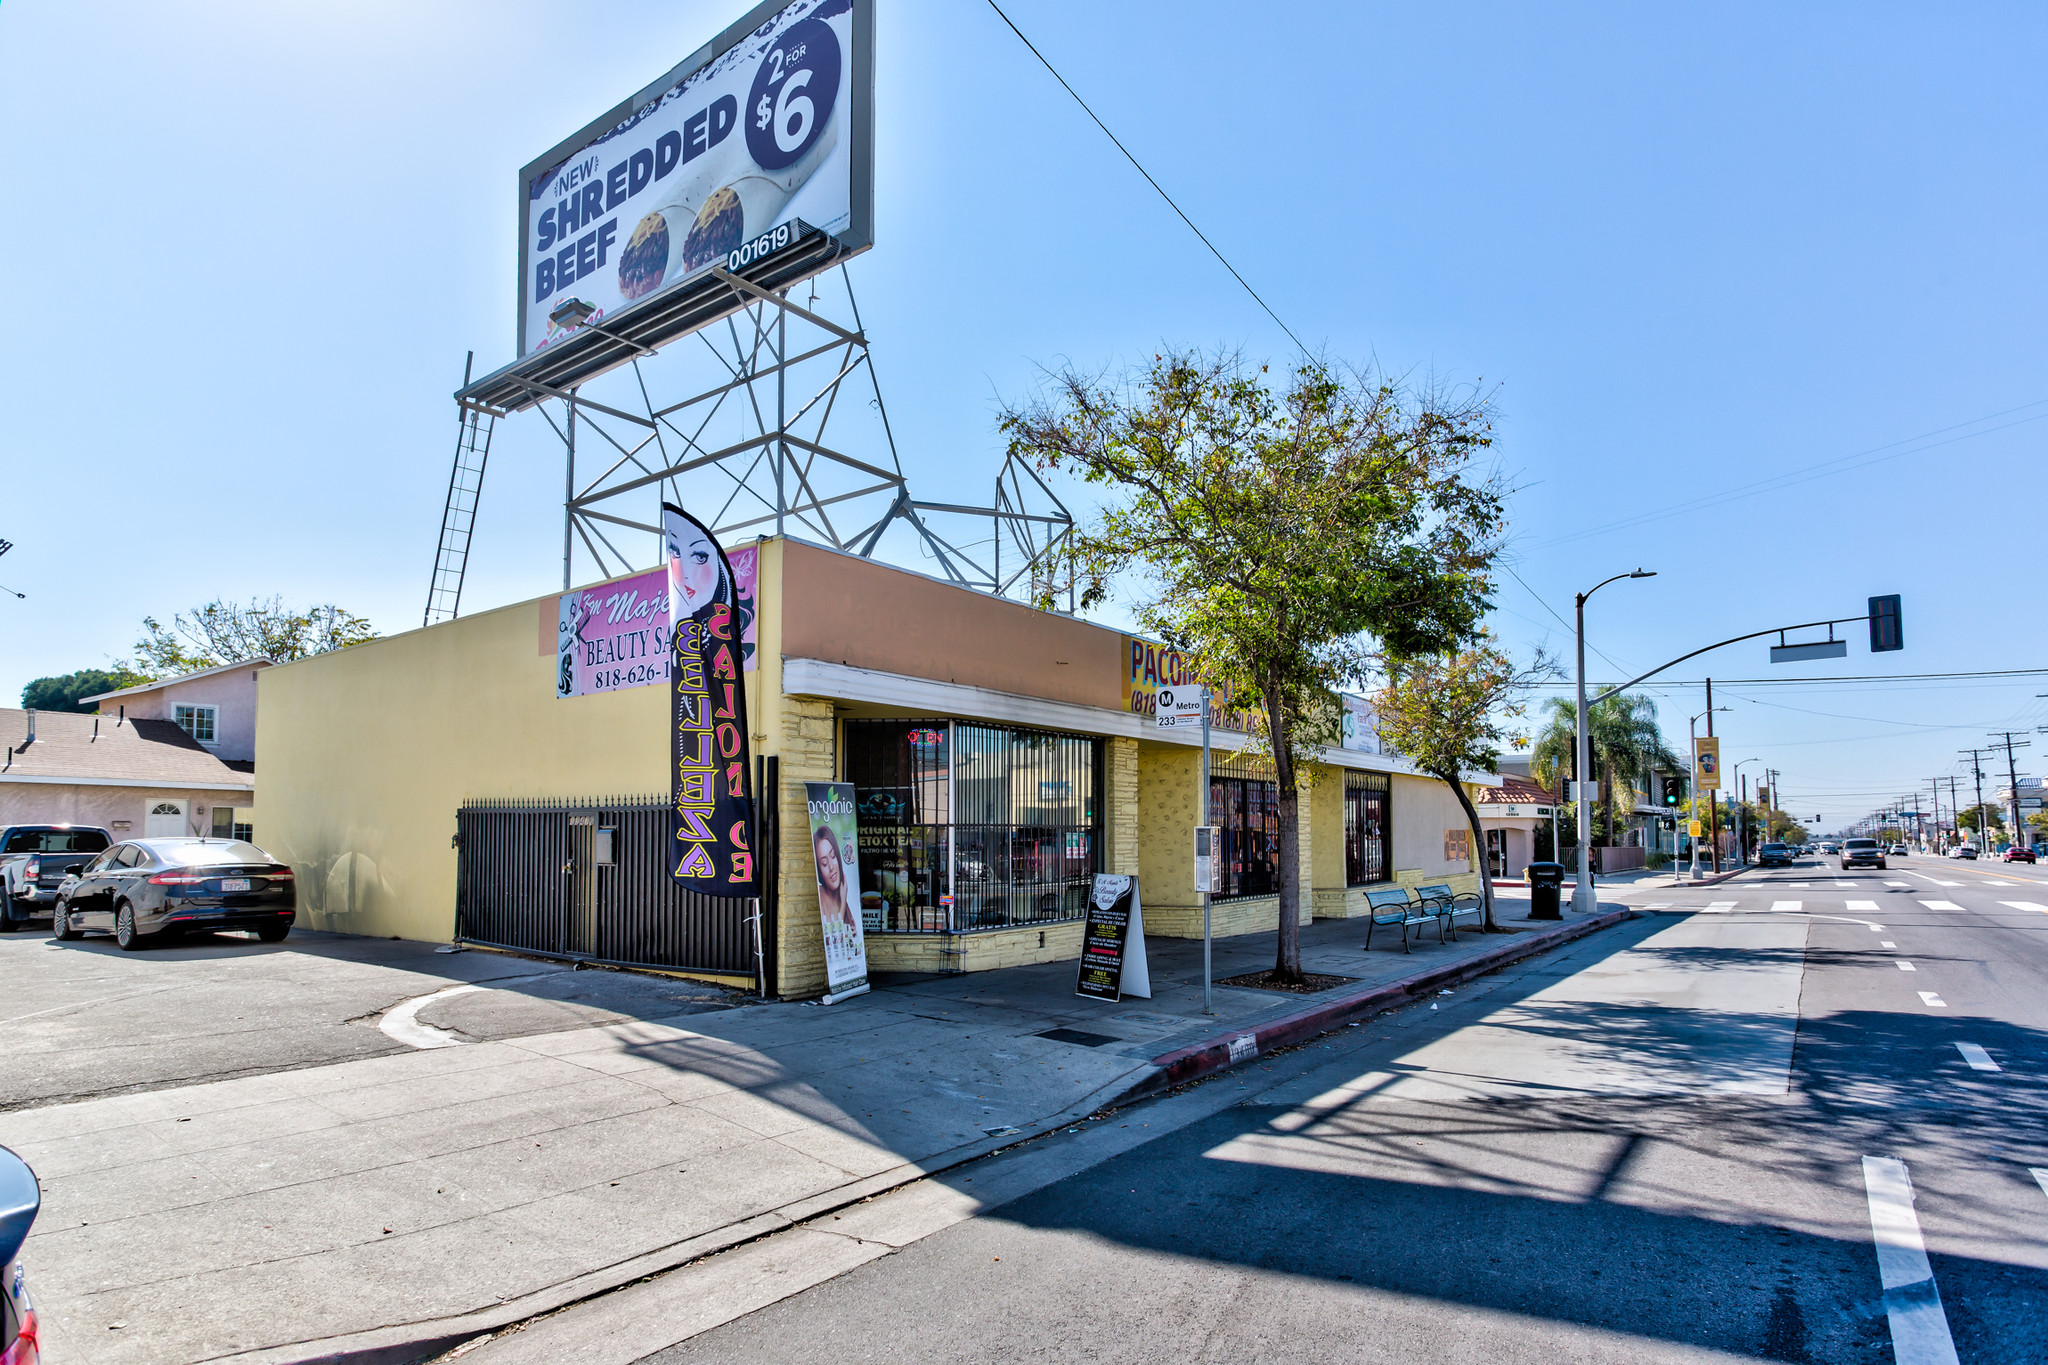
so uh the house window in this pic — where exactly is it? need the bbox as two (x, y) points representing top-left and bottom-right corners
(844, 719), (1102, 933)
(1345, 770), (1392, 886)
(1210, 774), (1281, 901)
(174, 704), (218, 744)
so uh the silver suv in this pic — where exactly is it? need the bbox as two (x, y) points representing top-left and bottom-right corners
(1840, 838), (1887, 870)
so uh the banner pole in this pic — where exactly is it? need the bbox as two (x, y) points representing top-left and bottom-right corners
(1201, 687), (1213, 1016)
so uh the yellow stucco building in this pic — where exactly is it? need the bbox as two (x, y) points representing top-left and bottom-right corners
(257, 539), (1490, 997)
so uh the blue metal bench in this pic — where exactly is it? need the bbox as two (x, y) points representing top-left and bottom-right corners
(1414, 882), (1485, 940)
(1365, 886), (1443, 953)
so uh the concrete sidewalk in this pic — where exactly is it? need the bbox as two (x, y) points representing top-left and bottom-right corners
(2, 897), (1631, 1365)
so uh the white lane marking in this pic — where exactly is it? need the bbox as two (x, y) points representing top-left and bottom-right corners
(1848, 900), (1880, 911)
(1918, 901), (1962, 911)
(1645, 902), (1672, 909)
(1998, 900), (2048, 914)
(1918, 992), (1947, 1008)
(2033, 1169), (2048, 1202)
(1931, 880), (1964, 888)
(1834, 881), (1855, 888)
(1862, 1156), (1960, 1365)
(1707, 901), (1736, 911)
(1771, 900), (1803, 913)
(379, 984), (484, 1049)
(1897, 961), (1917, 972)
(1882, 941), (1896, 948)
(1955, 1043), (1999, 1072)
(1886, 881), (1912, 887)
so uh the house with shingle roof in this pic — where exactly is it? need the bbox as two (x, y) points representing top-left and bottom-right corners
(1473, 773), (1561, 879)
(0, 660), (266, 840)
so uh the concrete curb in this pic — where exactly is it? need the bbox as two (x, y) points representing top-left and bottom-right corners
(1674, 866), (1759, 887)
(1117, 907), (1637, 1105)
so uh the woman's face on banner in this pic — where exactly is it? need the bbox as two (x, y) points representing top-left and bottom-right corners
(815, 831), (844, 894)
(669, 525), (720, 615)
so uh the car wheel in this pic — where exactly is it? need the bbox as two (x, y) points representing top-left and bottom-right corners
(256, 923), (291, 944)
(52, 902), (81, 942)
(115, 902), (146, 951)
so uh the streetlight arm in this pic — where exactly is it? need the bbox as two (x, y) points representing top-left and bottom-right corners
(1588, 611), (1876, 707)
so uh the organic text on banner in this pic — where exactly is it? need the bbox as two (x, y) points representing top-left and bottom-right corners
(804, 781), (870, 1003)
(665, 503), (757, 894)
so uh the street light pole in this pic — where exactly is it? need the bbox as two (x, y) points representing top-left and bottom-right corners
(1733, 758), (1762, 865)
(1574, 570), (1656, 913)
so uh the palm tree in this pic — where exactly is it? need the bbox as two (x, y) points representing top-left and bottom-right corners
(1529, 692), (1685, 846)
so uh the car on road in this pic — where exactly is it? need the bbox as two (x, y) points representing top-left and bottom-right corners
(1, 1144), (39, 1365)
(0, 823), (111, 933)
(54, 837), (296, 950)
(1757, 842), (1795, 868)
(2002, 846), (2037, 863)
(1840, 838), (1887, 870)
(1947, 845), (1978, 859)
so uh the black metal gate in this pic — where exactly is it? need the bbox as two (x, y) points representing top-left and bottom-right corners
(455, 787), (773, 981)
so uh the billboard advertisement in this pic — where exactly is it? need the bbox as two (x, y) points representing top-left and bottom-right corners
(555, 550), (758, 699)
(804, 781), (870, 1003)
(518, 0), (873, 357)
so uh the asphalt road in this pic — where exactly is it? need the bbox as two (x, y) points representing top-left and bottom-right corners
(614, 856), (2048, 1365)
(0, 929), (737, 1111)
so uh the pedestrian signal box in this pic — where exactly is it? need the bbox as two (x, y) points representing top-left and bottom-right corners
(1869, 594), (1903, 652)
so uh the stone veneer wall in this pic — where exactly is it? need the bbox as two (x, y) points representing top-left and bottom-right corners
(774, 695), (837, 998)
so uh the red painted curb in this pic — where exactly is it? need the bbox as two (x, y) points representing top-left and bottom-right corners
(1126, 907), (1636, 1102)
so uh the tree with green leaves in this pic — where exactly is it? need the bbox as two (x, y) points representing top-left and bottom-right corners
(1528, 692), (1685, 846)
(1956, 804), (2004, 840)
(1002, 351), (1504, 982)
(1372, 635), (1552, 931)
(125, 597), (378, 677)
(21, 668), (150, 713)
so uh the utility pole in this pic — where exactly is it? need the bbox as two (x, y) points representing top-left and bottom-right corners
(1706, 678), (1720, 873)
(1959, 747), (1992, 850)
(1988, 729), (2033, 851)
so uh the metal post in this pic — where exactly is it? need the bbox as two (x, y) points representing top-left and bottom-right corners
(1688, 716), (1700, 880)
(1706, 678), (1720, 874)
(1573, 594), (1594, 912)
(1201, 687), (1213, 1016)
(562, 388), (578, 591)
(774, 298), (787, 539)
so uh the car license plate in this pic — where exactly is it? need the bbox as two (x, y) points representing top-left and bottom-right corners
(220, 878), (252, 892)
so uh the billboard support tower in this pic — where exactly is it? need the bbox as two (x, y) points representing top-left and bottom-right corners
(428, 262), (1076, 614)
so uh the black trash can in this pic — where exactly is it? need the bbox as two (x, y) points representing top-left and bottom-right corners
(1525, 862), (1565, 920)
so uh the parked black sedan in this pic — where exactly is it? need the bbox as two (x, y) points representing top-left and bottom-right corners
(54, 838), (296, 950)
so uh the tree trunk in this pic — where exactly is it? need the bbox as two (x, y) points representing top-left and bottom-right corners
(1440, 769), (1497, 931)
(1267, 684), (1303, 983)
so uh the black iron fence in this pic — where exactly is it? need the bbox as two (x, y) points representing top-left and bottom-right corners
(455, 784), (774, 981)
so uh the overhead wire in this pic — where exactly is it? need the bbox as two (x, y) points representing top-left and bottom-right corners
(983, 0), (1308, 356)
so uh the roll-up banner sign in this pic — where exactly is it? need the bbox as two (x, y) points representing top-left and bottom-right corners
(803, 781), (870, 1003)
(664, 503), (758, 895)
(519, 0), (872, 357)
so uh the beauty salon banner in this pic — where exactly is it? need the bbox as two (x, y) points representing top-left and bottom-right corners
(557, 548), (758, 699)
(804, 781), (870, 1003)
(664, 503), (758, 895)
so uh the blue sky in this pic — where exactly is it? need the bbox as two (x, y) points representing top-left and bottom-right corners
(3, 0), (2043, 831)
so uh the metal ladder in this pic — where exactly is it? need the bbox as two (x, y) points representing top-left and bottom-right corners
(424, 355), (499, 627)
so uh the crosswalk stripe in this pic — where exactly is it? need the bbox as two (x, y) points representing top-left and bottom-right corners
(1918, 991), (1946, 1008)
(1897, 961), (1916, 971)
(1931, 880), (1964, 887)
(1885, 881), (1911, 887)
(1862, 1157), (1960, 1365)
(1846, 900), (1879, 911)
(1918, 900), (1962, 911)
(1998, 900), (2048, 914)
(1771, 900), (1802, 913)
(1956, 1043), (1999, 1072)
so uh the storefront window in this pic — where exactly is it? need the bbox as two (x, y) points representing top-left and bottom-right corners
(1345, 771), (1391, 886)
(1210, 775), (1281, 901)
(845, 719), (1101, 933)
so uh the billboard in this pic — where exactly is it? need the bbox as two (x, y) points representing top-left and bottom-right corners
(555, 551), (758, 699)
(518, 0), (873, 357)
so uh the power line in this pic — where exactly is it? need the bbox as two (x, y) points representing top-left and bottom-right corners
(1528, 667), (2048, 687)
(984, 0), (1308, 355)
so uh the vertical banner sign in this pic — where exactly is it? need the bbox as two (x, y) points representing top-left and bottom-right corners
(664, 503), (757, 894)
(1075, 874), (1151, 1002)
(803, 782), (869, 1003)
(1694, 737), (1722, 792)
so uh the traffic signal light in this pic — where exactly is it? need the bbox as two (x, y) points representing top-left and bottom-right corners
(1869, 594), (1903, 652)
(1661, 776), (1686, 806)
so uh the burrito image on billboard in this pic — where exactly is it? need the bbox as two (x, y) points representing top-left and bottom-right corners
(520, 0), (871, 356)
